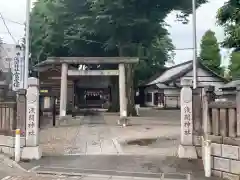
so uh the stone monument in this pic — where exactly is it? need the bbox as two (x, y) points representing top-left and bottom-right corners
(178, 78), (197, 159)
(21, 77), (42, 160)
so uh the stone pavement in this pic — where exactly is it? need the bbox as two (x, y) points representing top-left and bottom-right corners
(17, 155), (222, 180)
(39, 109), (181, 156)
(0, 154), (26, 179)
(2, 174), (161, 180)
(0, 109), (223, 180)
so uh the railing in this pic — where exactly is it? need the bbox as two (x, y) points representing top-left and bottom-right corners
(201, 86), (240, 138)
(208, 101), (237, 137)
(0, 101), (17, 136)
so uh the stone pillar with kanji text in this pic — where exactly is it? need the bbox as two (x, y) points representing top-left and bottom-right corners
(178, 78), (197, 159)
(21, 77), (42, 160)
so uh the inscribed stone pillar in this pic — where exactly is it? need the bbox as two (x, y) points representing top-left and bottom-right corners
(21, 77), (42, 160)
(60, 63), (68, 117)
(178, 78), (197, 159)
(26, 77), (39, 146)
(118, 63), (127, 117)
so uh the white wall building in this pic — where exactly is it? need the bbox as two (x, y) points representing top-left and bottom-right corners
(143, 61), (227, 108)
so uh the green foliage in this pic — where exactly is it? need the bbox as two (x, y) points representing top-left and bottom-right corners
(229, 51), (240, 79)
(200, 30), (222, 74)
(217, 0), (240, 48)
(217, 0), (240, 78)
(30, 0), (207, 83)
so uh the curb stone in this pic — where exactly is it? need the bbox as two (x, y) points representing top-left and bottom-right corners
(0, 154), (27, 172)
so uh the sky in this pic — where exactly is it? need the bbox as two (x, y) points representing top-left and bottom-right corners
(0, 0), (230, 66)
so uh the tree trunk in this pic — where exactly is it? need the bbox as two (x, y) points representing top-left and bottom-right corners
(108, 76), (120, 112)
(118, 44), (136, 116)
(125, 63), (137, 116)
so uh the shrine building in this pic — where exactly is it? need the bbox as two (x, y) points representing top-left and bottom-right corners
(34, 57), (139, 118)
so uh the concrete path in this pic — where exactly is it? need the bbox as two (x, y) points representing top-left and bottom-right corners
(39, 109), (181, 156)
(17, 155), (222, 180)
(3, 175), (161, 180)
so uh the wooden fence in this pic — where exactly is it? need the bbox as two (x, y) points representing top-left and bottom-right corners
(0, 89), (26, 137)
(200, 86), (240, 139)
(0, 101), (17, 136)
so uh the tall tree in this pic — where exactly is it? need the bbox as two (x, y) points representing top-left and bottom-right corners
(217, 0), (240, 78)
(30, 0), (207, 115)
(217, 0), (240, 49)
(75, 0), (207, 115)
(200, 30), (222, 74)
(229, 50), (240, 79)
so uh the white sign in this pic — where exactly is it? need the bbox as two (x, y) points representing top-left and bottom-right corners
(68, 70), (119, 76)
(12, 48), (24, 91)
(26, 77), (39, 147)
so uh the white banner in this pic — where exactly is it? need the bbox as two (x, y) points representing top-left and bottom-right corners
(12, 47), (24, 91)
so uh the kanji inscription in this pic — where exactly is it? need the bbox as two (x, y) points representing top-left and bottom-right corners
(180, 80), (193, 145)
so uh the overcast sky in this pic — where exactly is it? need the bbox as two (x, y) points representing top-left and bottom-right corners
(0, 0), (230, 65)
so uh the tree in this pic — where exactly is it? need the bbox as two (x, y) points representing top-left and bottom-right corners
(217, 0), (240, 78)
(30, 0), (207, 115)
(216, 0), (240, 49)
(200, 30), (222, 74)
(229, 50), (240, 79)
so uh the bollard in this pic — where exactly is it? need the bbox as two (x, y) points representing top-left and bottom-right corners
(15, 129), (21, 162)
(122, 110), (127, 127)
(204, 140), (211, 177)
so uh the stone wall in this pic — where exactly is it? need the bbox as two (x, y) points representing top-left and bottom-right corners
(0, 135), (25, 157)
(211, 138), (240, 180)
(194, 135), (240, 180)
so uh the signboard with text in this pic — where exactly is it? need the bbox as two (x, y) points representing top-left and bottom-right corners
(12, 48), (24, 91)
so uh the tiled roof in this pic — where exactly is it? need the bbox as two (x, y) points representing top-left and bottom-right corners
(147, 61), (192, 85)
(145, 60), (227, 86)
(221, 79), (240, 89)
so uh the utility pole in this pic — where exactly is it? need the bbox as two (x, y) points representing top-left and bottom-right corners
(192, 0), (198, 89)
(24, 0), (31, 89)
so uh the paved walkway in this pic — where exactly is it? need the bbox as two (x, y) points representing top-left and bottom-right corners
(17, 155), (221, 180)
(39, 109), (181, 156)
(2, 174), (161, 180)
(0, 109), (222, 180)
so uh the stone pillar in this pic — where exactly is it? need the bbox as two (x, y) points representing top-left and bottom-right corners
(178, 78), (197, 159)
(118, 63), (127, 117)
(21, 77), (42, 160)
(60, 63), (68, 117)
(16, 89), (27, 135)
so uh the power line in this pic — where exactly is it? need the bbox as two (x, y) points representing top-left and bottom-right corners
(0, 16), (24, 26)
(75, 37), (201, 51)
(0, 13), (18, 44)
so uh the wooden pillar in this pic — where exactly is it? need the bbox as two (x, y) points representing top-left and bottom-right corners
(202, 86), (214, 136)
(236, 86), (240, 137)
(17, 89), (27, 136)
(193, 88), (202, 135)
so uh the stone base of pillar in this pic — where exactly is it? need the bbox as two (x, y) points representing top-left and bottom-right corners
(178, 144), (197, 159)
(59, 115), (72, 126)
(21, 146), (42, 160)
